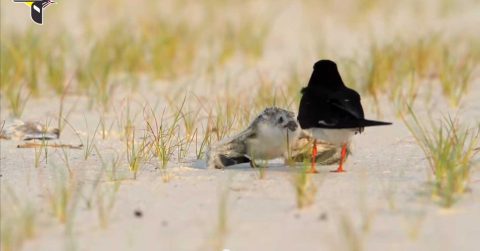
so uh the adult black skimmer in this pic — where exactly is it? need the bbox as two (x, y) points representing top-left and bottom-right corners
(297, 60), (392, 173)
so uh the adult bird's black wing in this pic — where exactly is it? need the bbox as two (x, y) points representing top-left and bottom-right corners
(298, 89), (391, 129)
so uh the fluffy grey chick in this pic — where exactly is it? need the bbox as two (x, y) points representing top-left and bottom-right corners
(207, 107), (301, 169)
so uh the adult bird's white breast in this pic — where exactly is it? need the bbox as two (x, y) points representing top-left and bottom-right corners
(306, 128), (356, 146)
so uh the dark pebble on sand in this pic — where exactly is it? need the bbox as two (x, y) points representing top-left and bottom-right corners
(134, 210), (143, 218)
(318, 212), (328, 221)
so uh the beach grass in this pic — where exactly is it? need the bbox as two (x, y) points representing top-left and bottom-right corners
(96, 182), (121, 229)
(209, 184), (230, 251)
(45, 165), (80, 223)
(402, 108), (480, 207)
(1, 0), (480, 249)
(293, 164), (318, 209)
(0, 186), (38, 251)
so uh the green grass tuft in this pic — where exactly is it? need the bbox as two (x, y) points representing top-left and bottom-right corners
(403, 108), (480, 207)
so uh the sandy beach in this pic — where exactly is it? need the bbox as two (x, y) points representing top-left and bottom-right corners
(1, 1), (480, 251)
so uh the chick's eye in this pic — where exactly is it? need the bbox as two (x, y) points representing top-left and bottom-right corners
(278, 117), (284, 124)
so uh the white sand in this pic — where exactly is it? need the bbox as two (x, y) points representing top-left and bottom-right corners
(1, 1), (480, 251)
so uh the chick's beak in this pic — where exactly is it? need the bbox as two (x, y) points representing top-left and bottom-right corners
(285, 121), (298, 131)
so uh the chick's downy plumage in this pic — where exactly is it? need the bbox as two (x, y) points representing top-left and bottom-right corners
(207, 107), (301, 169)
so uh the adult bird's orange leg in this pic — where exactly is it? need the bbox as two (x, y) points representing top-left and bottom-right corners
(332, 143), (347, 173)
(308, 139), (318, 173)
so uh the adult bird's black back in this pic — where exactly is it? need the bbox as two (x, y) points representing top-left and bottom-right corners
(297, 59), (392, 130)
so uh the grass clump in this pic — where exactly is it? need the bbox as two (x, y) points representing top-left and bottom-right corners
(403, 108), (480, 207)
(144, 104), (184, 182)
(0, 186), (38, 251)
(206, 183), (230, 251)
(358, 36), (477, 115)
(293, 165), (318, 209)
(96, 182), (121, 229)
(3, 84), (31, 118)
(250, 158), (268, 180)
(195, 126), (212, 160)
(46, 166), (81, 223)
(438, 50), (475, 107)
(125, 127), (148, 180)
(82, 120), (100, 160)
(336, 213), (365, 251)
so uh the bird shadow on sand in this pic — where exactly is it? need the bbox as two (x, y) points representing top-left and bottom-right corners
(188, 159), (335, 174)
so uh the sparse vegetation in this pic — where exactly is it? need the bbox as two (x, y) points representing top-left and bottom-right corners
(96, 182), (121, 228)
(82, 120), (100, 160)
(336, 212), (365, 251)
(33, 138), (48, 168)
(1, 0), (479, 250)
(402, 108), (480, 207)
(251, 158), (268, 180)
(0, 186), (38, 251)
(403, 209), (427, 240)
(207, 183), (230, 251)
(3, 84), (31, 118)
(46, 165), (81, 223)
(125, 127), (148, 179)
(144, 105), (183, 181)
(293, 164), (319, 209)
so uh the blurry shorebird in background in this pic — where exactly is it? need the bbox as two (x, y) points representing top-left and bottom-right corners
(0, 120), (59, 141)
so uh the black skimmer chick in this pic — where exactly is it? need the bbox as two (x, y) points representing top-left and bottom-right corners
(207, 107), (301, 169)
(297, 60), (392, 173)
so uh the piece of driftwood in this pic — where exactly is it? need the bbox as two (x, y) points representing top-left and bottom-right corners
(17, 143), (83, 149)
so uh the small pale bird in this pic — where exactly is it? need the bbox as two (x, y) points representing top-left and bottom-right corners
(0, 120), (60, 141)
(207, 107), (301, 169)
(297, 60), (392, 173)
